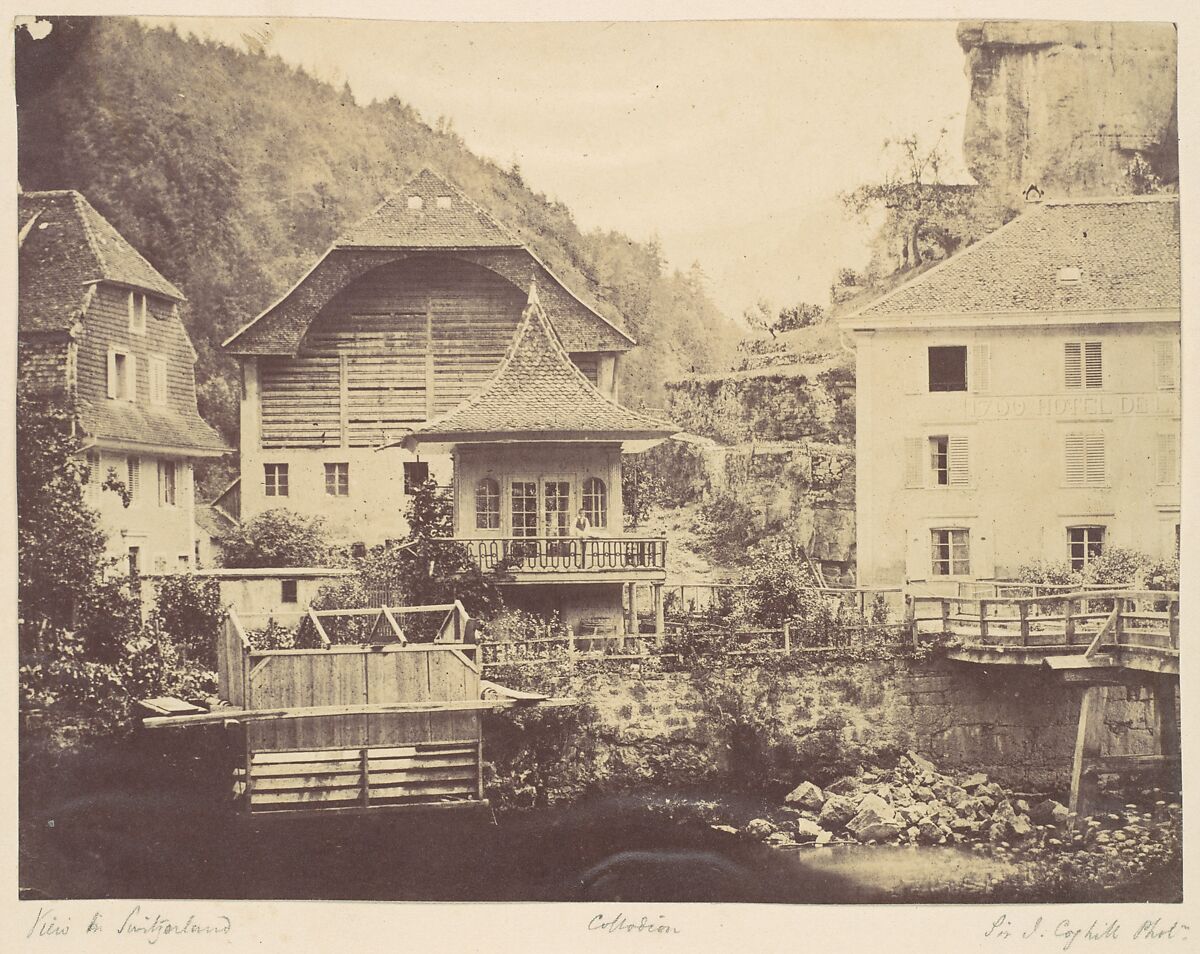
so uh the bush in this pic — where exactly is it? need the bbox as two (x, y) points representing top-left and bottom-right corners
(218, 508), (336, 568)
(1014, 548), (1177, 591)
(149, 574), (225, 667)
(694, 492), (759, 562)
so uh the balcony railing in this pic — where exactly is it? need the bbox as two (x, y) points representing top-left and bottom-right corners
(452, 536), (667, 575)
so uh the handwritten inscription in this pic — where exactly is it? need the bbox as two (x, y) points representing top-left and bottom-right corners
(27, 905), (232, 943)
(589, 912), (681, 936)
(984, 913), (1189, 949)
(971, 394), (1178, 420)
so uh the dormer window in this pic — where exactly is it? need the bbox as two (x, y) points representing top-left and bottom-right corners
(128, 291), (148, 333)
(407, 195), (423, 210)
(436, 195), (452, 210)
(1056, 266), (1082, 287)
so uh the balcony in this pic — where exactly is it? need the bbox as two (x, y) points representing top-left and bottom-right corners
(452, 535), (667, 582)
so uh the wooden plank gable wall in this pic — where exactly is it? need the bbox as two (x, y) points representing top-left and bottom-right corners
(260, 257), (605, 449)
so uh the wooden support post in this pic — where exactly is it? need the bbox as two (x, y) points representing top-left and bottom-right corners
(1114, 598), (1125, 648)
(625, 582), (638, 638)
(361, 747), (370, 808)
(978, 599), (989, 643)
(783, 622), (791, 653)
(904, 596), (917, 646)
(1168, 600), (1179, 650)
(566, 625), (577, 672)
(1018, 601), (1029, 647)
(1064, 597), (1076, 647)
(940, 598), (950, 635)
(1152, 675), (1181, 765)
(652, 583), (665, 639)
(1069, 685), (1108, 825)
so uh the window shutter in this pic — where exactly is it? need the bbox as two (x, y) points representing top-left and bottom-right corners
(1084, 341), (1103, 389)
(1064, 434), (1086, 485)
(904, 438), (924, 488)
(107, 351), (118, 399)
(1064, 342), (1082, 389)
(1085, 434), (1106, 485)
(970, 344), (991, 393)
(1155, 339), (1179, 390)
(948, 436), (970, 486)
(1156, 432), (1179, 485)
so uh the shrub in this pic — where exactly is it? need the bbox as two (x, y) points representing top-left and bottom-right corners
(694, 492), (759, 562)
(218, 508), (336, 568)
(149, 574), (225, 667)
(1014, 548), (1175, 591)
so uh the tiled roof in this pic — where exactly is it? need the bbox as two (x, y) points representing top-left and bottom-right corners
(404, 285), (677, 444)
(194, 504), (237, 539)
(336, 169), (520, 249)
(851, 195), (1180, 319)
(80, 399), (229, 455)
(19, 191), (183, 333)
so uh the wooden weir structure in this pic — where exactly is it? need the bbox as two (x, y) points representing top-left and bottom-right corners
(146, 603), (568, 816)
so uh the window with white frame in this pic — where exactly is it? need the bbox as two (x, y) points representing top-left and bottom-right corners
(264, 463), (289, 497)
(128, 291), (149, 333)
(108, 350), (135, 401)
(1067, 526), (1105, 572)
(127, 456), (140, 502)
(1064, 340), (1103, 389)
(907, 435), (969, 488)
(931, 528), (970, 576)
(157, 460), (176, 507)
(1064, 432), (1106, 486)
(324, 462), (349, 496)
(475, 477), (500, 530)
(149, 356), (168, 405)
(583, 477), (608, 528)
(1156, 432), (1179, 485)
(1154, 339), (1179, 390)
(511, 481), (538, 538)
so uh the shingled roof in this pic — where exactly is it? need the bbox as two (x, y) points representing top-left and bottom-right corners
(336, 168), (521, 249)
(223, 170), (634, 355)
(19, 191), (183, 334)
(849, 195), (1180, 321)
(78, 400), (229, 455)
(398, 284), (677, 447)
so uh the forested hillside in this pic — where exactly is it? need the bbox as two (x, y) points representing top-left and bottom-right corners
(16, 17), (739, 463)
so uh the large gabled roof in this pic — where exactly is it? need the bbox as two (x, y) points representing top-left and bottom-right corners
(19, 191), (183, 334)
(336, 168), (521, 249)
(847, 194), (1180, 322)
(222, 169), (634, 355)
(398, 284), (677, 447)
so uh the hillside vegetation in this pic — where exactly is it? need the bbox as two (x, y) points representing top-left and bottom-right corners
(16, 17), (740, 468)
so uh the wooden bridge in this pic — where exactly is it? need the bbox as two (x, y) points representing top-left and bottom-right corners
(910, 588), (1180, 819)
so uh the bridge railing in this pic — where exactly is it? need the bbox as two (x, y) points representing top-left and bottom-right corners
(911, 589), (1179, 652)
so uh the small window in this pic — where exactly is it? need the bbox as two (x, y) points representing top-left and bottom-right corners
(436, 195), (453, 209)
(1056, 266), (1082, 286)
(264, 463), (289, 497)
(1064, 341), (1103, 389)
(928, 346), (967, 392)
(127, 546), (141, 578)
(129, 291), (148, 333)
(178, 554), (190, 570)
(149, 356), (168, 405)
(1067, 526), (1105, 572)
(325, 462), (350, 496)
(157, 460), (177, 507)
(281, 579), (298, 603)
(475, 477), (501, 530)
(583, 476), (608, 528)
(930, 437), (949, 486)
(127, 456), (140, 502)
(1064, 433), (1106, 487)
(931, 528), (970, 576)
(403, 461), (430, 495)
(1155, 339), (1179, 390)
(927, 435), (969, 487)
(407, 195), (423, 210)
(154, 555), (168, 574)
(109, 351), (135, 401)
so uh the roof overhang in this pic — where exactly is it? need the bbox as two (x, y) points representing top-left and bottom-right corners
(80, 435), (232, 458)
(842, 307), (1181, 333)
(381, 429), (676, 454)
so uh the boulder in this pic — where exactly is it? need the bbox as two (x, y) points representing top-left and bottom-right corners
(932, 780), (969, 808)
(1030, 799), (1071, 827)
(848, 807), (902, 843)
(1009, 814), (1035, 840)
(765, 831), (792, 846)
(961, 772), (989, 790)
(744, 818), (776, 840)
(856, 791), (895, 815)
(784, 781), (825, 812)
(916, 818), (943, 844)
(818, 793), (859, 830)
(825, 775), (860, 796)
(710, 824), (739, 835)
(815, 829), (834, 846)
(794, 818), (825, 843)
(906, 750), (938, 775)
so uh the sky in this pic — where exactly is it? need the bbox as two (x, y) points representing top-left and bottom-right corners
(148, 17), (972, 318)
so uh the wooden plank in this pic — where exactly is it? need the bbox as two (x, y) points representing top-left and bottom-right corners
(367, 781), (475, 799)
(252, 775), (365, 792)
(1069, 685), (1108, 823)
(251, 789), (363, 806)
(252, 762), (362, 778)
(368, 767), (478, 786)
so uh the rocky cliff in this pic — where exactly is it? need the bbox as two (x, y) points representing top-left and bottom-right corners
(958, 21), (1178, 203)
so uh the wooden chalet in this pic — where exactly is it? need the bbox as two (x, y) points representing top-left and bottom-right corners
(18, 190), (230, 573)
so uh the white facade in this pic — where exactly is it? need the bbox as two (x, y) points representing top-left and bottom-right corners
(851, 317), (1180, 587)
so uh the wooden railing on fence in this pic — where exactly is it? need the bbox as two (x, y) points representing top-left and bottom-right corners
(454, 536), (667, 574)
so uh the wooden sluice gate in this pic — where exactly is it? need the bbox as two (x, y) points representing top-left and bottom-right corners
(143, 603), (574, 815)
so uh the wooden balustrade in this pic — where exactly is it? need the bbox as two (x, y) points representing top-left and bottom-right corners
(453, 536), (667, 574)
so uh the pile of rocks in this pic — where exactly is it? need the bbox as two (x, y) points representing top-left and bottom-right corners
(732, 751), (1175, 851)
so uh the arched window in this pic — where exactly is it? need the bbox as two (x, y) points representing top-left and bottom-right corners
(475, 477), (500, 530)
(582, 477), (607, 529)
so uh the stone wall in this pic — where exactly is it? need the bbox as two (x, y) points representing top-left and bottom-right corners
(490, 655), (1167, 795)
